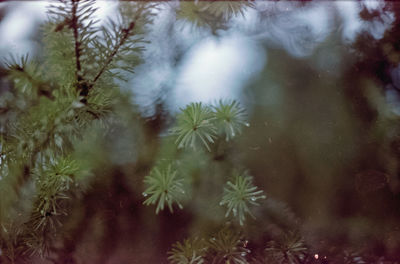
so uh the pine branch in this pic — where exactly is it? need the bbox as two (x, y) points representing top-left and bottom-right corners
(11, 119), (56, 197)
(4, 55), (54, 100)
(48, 0), (99, 99)
(91, 2), (149, 85)
(92, 20), (136, 84)
(91, 2), (156, 84)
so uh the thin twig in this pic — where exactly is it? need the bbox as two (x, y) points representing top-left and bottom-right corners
(92, 20), (136, 84)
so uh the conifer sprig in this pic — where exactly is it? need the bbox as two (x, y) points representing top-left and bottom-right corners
(20, 157), (82, 236)
(143, 164), (185, 214)
(48, 0), (99, 95)
(207, 228), (250, 264)
(168, 238), (207, 264)
(47, 1), (153, 99)
(4, 54), (54, 100)
(202, 1), (254, 21)
(213, 100), (248, 141)
(175, 1), (254, 32)
(264, 232), (307, 264)
(172, 102), (217, 151)
(167, 230), (251, 264)
(92, 18), (136, 84)
(220, 172), (266, 226)
(171, 101), (249, 151)
(92, 2), (156, 83)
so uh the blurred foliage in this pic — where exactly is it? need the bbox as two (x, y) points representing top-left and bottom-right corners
(264, 231), (307, 264)
(168, 237), (207, 264)
(0, 1), (400, 264)
(174, 1), (253, 33)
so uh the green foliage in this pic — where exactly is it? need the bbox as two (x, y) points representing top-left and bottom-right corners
(4, 54), (53, 101)
(0, 223), (21, 262)
(214, 100), (248, 141)
(34, 157), (81, 220)
(171, 100), (249, 151)
(1, 0), (388, 263)
(207, 228), (250, 264)
(201, 1), (254, 20)
(46, 0), (155, 97)
(175, 1), (254, 32)
(167, 228), (250, 264)
(0, 0), (158, 261)
(143, 164), (185, 214)
(172, 102), (217, 151)
(92, 2), (157, 81)
(0, 1), (272, 263)
(176, 2), (220, 29)
(168, 237), (207, 264)
(21, 230), (52, 258)
(264, 232), (307, 264)
(220, 172), (265, 226)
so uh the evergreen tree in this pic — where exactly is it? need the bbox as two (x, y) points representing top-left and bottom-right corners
(0, 1), (400, 264)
